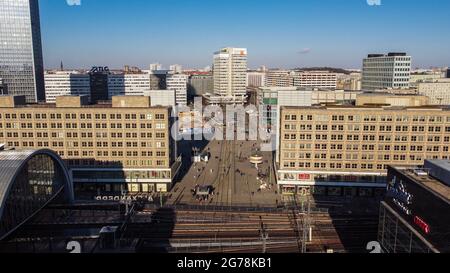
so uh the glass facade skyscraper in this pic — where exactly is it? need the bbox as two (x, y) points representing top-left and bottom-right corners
(0, 0), (45, 103)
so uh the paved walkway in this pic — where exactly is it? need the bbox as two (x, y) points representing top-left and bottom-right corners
(166, 138), (280, 207)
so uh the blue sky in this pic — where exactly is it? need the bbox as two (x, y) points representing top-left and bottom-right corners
(39, 0), (450, 70)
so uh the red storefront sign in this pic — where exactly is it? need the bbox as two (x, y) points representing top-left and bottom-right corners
(298, 174), (311, 180)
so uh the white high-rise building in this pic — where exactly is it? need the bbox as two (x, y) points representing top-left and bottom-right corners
(44, 71), (91, 103)
(213, 47), (247, 104)
(362, 53), (411, 91)
(166, 73), (188, 105)
(150, 63), (162, 71)
(108, 73), (151, 97)
(169, 64), (183, 74)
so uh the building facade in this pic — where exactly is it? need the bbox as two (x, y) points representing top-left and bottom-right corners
(44, 71), (91, 103)
(292, 71), (337, 89)
(108, 73), (151, 97)
(144, 90), (176, 107)
(247, 72), (267, 87)
(0, 95), (180, 197)
(169, 64), (183, 74)
(362, 53), (411, 91)
(378, 162), (450, 253)
(213, 47), (248, 104)
(149, 63), (162, 71)
(278, 105), (450, 196)
(166, 73), (188, 105)
(188, 74), (213, 97)
(418, 81), (450, 105)
(266, 70), (294, 87)
(0, 0), (45, 103)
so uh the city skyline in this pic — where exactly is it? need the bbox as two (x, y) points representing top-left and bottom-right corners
(39, 0), (450, 70)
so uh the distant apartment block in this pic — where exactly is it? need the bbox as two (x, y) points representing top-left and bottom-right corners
(278, 105), (450, 196)
(166, 73), (188, 105)
(337, 73), (362, 91)
(188, 74), (213, 97)
(293, 71), (337, 89)
(418, 81), (450, 105)
(108, 73), (151, 97)
(267, 70), (337, 89)
(362, 53), (411, 91)
(247, 72), (267, 87)
(266, 70), (294, 87)
(0, 95), (180, 196)
(149, 63), (162, 71)
(169, 64), (183, 74)
(44, 71), (91, 103)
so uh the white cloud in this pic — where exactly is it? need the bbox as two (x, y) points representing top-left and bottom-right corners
(367, 0), (381, 6)
(66, 0), (81, 6)
(298, 48), (311, 54)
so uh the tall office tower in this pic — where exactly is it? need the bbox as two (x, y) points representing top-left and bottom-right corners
(0, 0), (45, 103)
(362, 53), (412, 91)
(150, 63), (162, 71)
(169, 64), (183, 74)
(44, 71), (91, 103)
(213, 47), (248, 103)
(446, 68), (450, 78)
(166, 73), (188, 105)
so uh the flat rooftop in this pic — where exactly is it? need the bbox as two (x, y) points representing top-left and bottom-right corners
(391, 166), (450, 202)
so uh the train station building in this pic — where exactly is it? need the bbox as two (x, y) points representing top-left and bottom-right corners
(0, 148), (73, 241)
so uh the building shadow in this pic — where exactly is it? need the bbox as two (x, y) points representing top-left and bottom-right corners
(133, 208), (177, 253)
(324, 196), (382, 253)
(174, 138), (210, 184)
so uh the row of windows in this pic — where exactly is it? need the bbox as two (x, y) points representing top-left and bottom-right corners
(283, 143), (449, 152)
(0, 113), (166, 120)
(5, 141), (167, 149)
(284, 114), (450, 123)
(65, 159), (167, 168)
(0, 122), (167, 130)
(0, 131), (166, 139)
(282, 156), (447, 170)
(283, 132), (449, 142)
